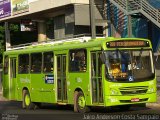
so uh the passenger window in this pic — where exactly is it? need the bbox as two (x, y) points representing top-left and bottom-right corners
(4, 56), (9, 74)
(31, 53), (42, 73)
(43, 52), (53, 73)
(18, 54), (29, 74)
(69, 49), (87, 72)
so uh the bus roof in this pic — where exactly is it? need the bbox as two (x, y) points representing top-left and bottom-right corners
(4, 37), (151, 55)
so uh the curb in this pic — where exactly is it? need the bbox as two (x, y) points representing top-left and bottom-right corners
(146, 103), (160, 108)
(0, 93), (8, 101)
(146, 95), (160, 108)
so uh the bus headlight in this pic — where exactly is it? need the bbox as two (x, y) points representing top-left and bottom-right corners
(110, 89), (119, 95)
(148, 87), (154, 93)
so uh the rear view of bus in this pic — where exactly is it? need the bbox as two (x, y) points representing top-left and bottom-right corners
(102, 38), (156, 108)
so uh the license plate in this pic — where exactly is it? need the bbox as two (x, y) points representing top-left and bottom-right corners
(131, 98), (139, 102)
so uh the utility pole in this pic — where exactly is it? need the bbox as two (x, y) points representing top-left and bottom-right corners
(127, 15), (132, 37)
(126, 0), (132, 37)
(89, 0), (96, 39)
(103, 0), (108, 37)
(5, 22), (11, 50)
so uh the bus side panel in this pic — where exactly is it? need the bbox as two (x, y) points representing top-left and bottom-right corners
(3, 75), (10, 99)
(16, 74), (31, 101)
(30, 74), (43, 102)
(67, 73), (91, 105)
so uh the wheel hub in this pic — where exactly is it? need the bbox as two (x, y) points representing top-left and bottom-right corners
(78, 96), (85, 109)
(25, 94), (30, 106)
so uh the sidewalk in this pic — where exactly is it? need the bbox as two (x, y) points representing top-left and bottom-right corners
(0, 84), (7, 101)
(147, 75), (160, 108)
(147, 91), (160, 108)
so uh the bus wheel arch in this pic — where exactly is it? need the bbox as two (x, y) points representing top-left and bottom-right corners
(22, 88), (35, 109)
(74, 88), (90, 113)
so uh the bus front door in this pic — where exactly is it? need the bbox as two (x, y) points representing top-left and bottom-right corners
(91, 52), (103, 104)
(56, 54), (67, 103)
(9, 57), (17, 100)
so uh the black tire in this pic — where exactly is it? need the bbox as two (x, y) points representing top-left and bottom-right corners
(22, 90), (35, 109)
(34, 102), (42, 109)
(74, 91), (90, 113)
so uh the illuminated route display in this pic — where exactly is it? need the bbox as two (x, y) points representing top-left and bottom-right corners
(106, 40), (150, 48)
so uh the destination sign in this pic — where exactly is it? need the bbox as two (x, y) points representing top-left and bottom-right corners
(106, 40), (149, 48)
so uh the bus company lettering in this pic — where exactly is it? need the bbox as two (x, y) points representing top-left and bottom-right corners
(76, 77), (82, 83)
(110, 84), (122, 87)
(20, 77), (30, 83)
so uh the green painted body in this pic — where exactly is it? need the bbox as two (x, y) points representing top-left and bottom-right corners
(2, 37), (157, 107)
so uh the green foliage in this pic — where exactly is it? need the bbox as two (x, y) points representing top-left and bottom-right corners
(0, 23), (19, 55)
(9, 24), (19, 32)
(0, 24), (5, 55)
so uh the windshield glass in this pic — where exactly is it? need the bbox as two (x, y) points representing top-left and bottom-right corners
(104, 49), (155, 82)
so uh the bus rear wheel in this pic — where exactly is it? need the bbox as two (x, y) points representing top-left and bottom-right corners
(22, 90), (35, 109)
(74, 91), (90, 113)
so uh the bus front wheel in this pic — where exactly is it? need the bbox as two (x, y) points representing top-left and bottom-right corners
(74, 91), (90, 113)
(22, 90), (35, 109)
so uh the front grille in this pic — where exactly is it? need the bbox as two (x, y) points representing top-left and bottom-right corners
(120, 90), (147, 95)
(120, 98), (148, 103)
(119, 86), (148, 95)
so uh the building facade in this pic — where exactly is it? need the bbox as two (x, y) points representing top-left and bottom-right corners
(0, 0), (107, 48)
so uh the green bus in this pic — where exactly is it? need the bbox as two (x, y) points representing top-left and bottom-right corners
(2, 37), (157, 112)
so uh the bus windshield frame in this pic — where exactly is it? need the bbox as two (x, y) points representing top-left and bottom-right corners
(103, 49), (155, 83)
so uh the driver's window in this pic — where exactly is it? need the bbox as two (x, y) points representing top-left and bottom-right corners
(108, 51), (121, 78)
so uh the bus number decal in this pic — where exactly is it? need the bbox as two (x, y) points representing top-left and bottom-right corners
(45, 75), (54, 84)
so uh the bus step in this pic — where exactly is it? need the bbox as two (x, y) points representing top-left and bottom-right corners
(57, 102), (67, 105)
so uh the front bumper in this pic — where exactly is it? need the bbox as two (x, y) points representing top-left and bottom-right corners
(105, 93), (157, 106)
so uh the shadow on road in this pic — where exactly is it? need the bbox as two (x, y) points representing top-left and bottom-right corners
(0, 101), (152, 114)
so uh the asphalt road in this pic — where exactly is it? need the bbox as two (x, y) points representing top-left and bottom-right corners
(0, 100), (160, 120)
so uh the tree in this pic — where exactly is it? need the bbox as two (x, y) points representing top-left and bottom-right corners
(0, 22), (19, 64)
(0, 24), (5, 54)
(0, 23), (5, 64)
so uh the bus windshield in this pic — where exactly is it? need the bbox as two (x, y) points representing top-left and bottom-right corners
(103, 49), (155, 82)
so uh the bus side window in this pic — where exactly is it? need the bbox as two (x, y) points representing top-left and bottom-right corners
(18, 54), (29, 74)
(69, 49), (87, 72)
(31, 53), (42, 73)
(43, 52), (53, 73)
(4, 56), (9, 74)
